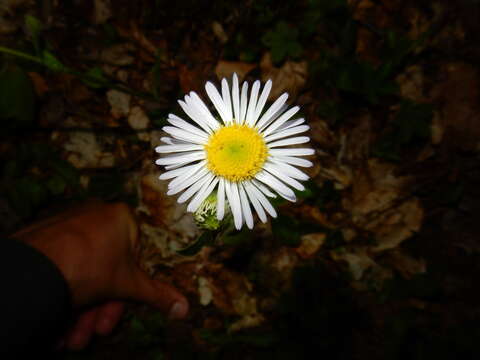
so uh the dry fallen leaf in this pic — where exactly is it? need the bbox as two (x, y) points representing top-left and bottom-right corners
(370, 198), (423, 253)
(429, 62), (480, 151)
(62, 118), (116, 168)
(137, 171), (198, 240)
(386, 249), (426, 279)
(331, 248), (376, 281)
(396, 65), (425, 102)
(107, 89), (131, 119)
(92, 0), (112, 25)
(101, 43), (136, 66)
(296, 233), (326, 259)
(215, 60), (256, 83)
(260, 52), (307, 100)
(128, 106), (150, 142)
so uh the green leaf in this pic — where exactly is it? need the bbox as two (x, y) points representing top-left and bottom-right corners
(271, 214), (303, 247)
(221, 228), (250, 246)
(82, 67), (107, 88)
(46, 175), (67, 196)
(7, 178), (49, 219)
(49, 158), (80, 186)
(41, 50), (66, 72)
(25, 15), (43, 55)
(262, 22), (303, 64)
(177, 231), (216, 256)
(0, 64), (36, 127)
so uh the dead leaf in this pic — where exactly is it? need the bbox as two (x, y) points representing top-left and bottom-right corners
(128, 106), (150, 142)
(296, 233), (326, 259)
(371, 198), (423, 252)
(212, 21), (228, 44)
(347, 159), (411, 219)
(215, 61), (256, 82)
(107, 89), (131, 119)
(27, 72), (49, 97)
(429, 62), (480, 150)
(331, 249), (376, 281)
(101, 43), (136, 66)
(260, 53), (307, 100)
(386, 249), (426, 279)
(198, 276), (213, 306)
(92, 0), (112, 25)
(138, 172), (198, 240)
(62, 118), (116, 168)
(396, 65), (425, 102)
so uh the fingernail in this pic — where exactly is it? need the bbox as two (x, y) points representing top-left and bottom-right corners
(168, 301), (187, 320)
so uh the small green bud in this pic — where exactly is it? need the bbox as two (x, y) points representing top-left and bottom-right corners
(194, 193), (230, 230)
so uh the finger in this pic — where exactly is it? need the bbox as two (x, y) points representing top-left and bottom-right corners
(66, 307), (100, 350)
(129, 270), (189, 320)
(95, 301), (126, 336)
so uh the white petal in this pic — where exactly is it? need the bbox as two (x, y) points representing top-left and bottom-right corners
(239, 81), (249, 123)
(263, 125), (310, 143)
(217, 178), (226, 220)
(225, 181), (243, 230)
(177, 173), (214, 203)
(256, 93), (289, 130)
(160, 136), (191, 145)
(232, 74), (240, 123)
(155, 144), (204, 153)
(267, 136), (310, 148)
(168, 114), (210, 139)
(205, 81), (229, 124)
(162, 126), (208, 144)
(260, 104), (289, 132)
(274, 156), (314, 168)
(252, 80), (272, 125)
(245, 80), (260, 127)
(167, 166), (209, 195)
(221, 78), (233, 124)
(155, 151), (205, 166)
(244, 182), (267, 223)
(187, 177), (219, 212)
(264, 164), (305, 191)
(269, 159), (309, 180)
(255, 171), (296, 202)
(247, 181), (277, 218)
(159, 162), (202, 180)
(178, 99), (213, 134)
(238, 183), (254, 229)
(188, 92), (221, 130)
(269, 148), (315, 157)
(262, 106), (300, 137)
(251, 179), (277, 198)
(275, 118), (306, 133)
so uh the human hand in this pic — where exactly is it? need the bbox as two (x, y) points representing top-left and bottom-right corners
(13, 201), (188, 350)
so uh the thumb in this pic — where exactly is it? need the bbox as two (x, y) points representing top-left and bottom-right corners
(127, 269), (189, 320)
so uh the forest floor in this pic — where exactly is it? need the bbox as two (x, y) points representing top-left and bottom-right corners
(1, 0), (480, 359)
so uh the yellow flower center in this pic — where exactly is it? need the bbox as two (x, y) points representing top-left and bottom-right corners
(205, 124), (268, 182)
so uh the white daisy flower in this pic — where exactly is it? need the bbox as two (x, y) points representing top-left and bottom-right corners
(155, 74), (314, 230)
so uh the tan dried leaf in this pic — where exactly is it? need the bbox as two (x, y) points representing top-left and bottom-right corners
(260, 53), (307, 100)
(371, 198), (423, 252)
(215, 61), (256, 83)
(331, 249), (376, 281)
(296, 233), (326, 259)
(107, 89), (131, 119)
(386, 249), (426, 279)
(128, 106), (150, 142)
